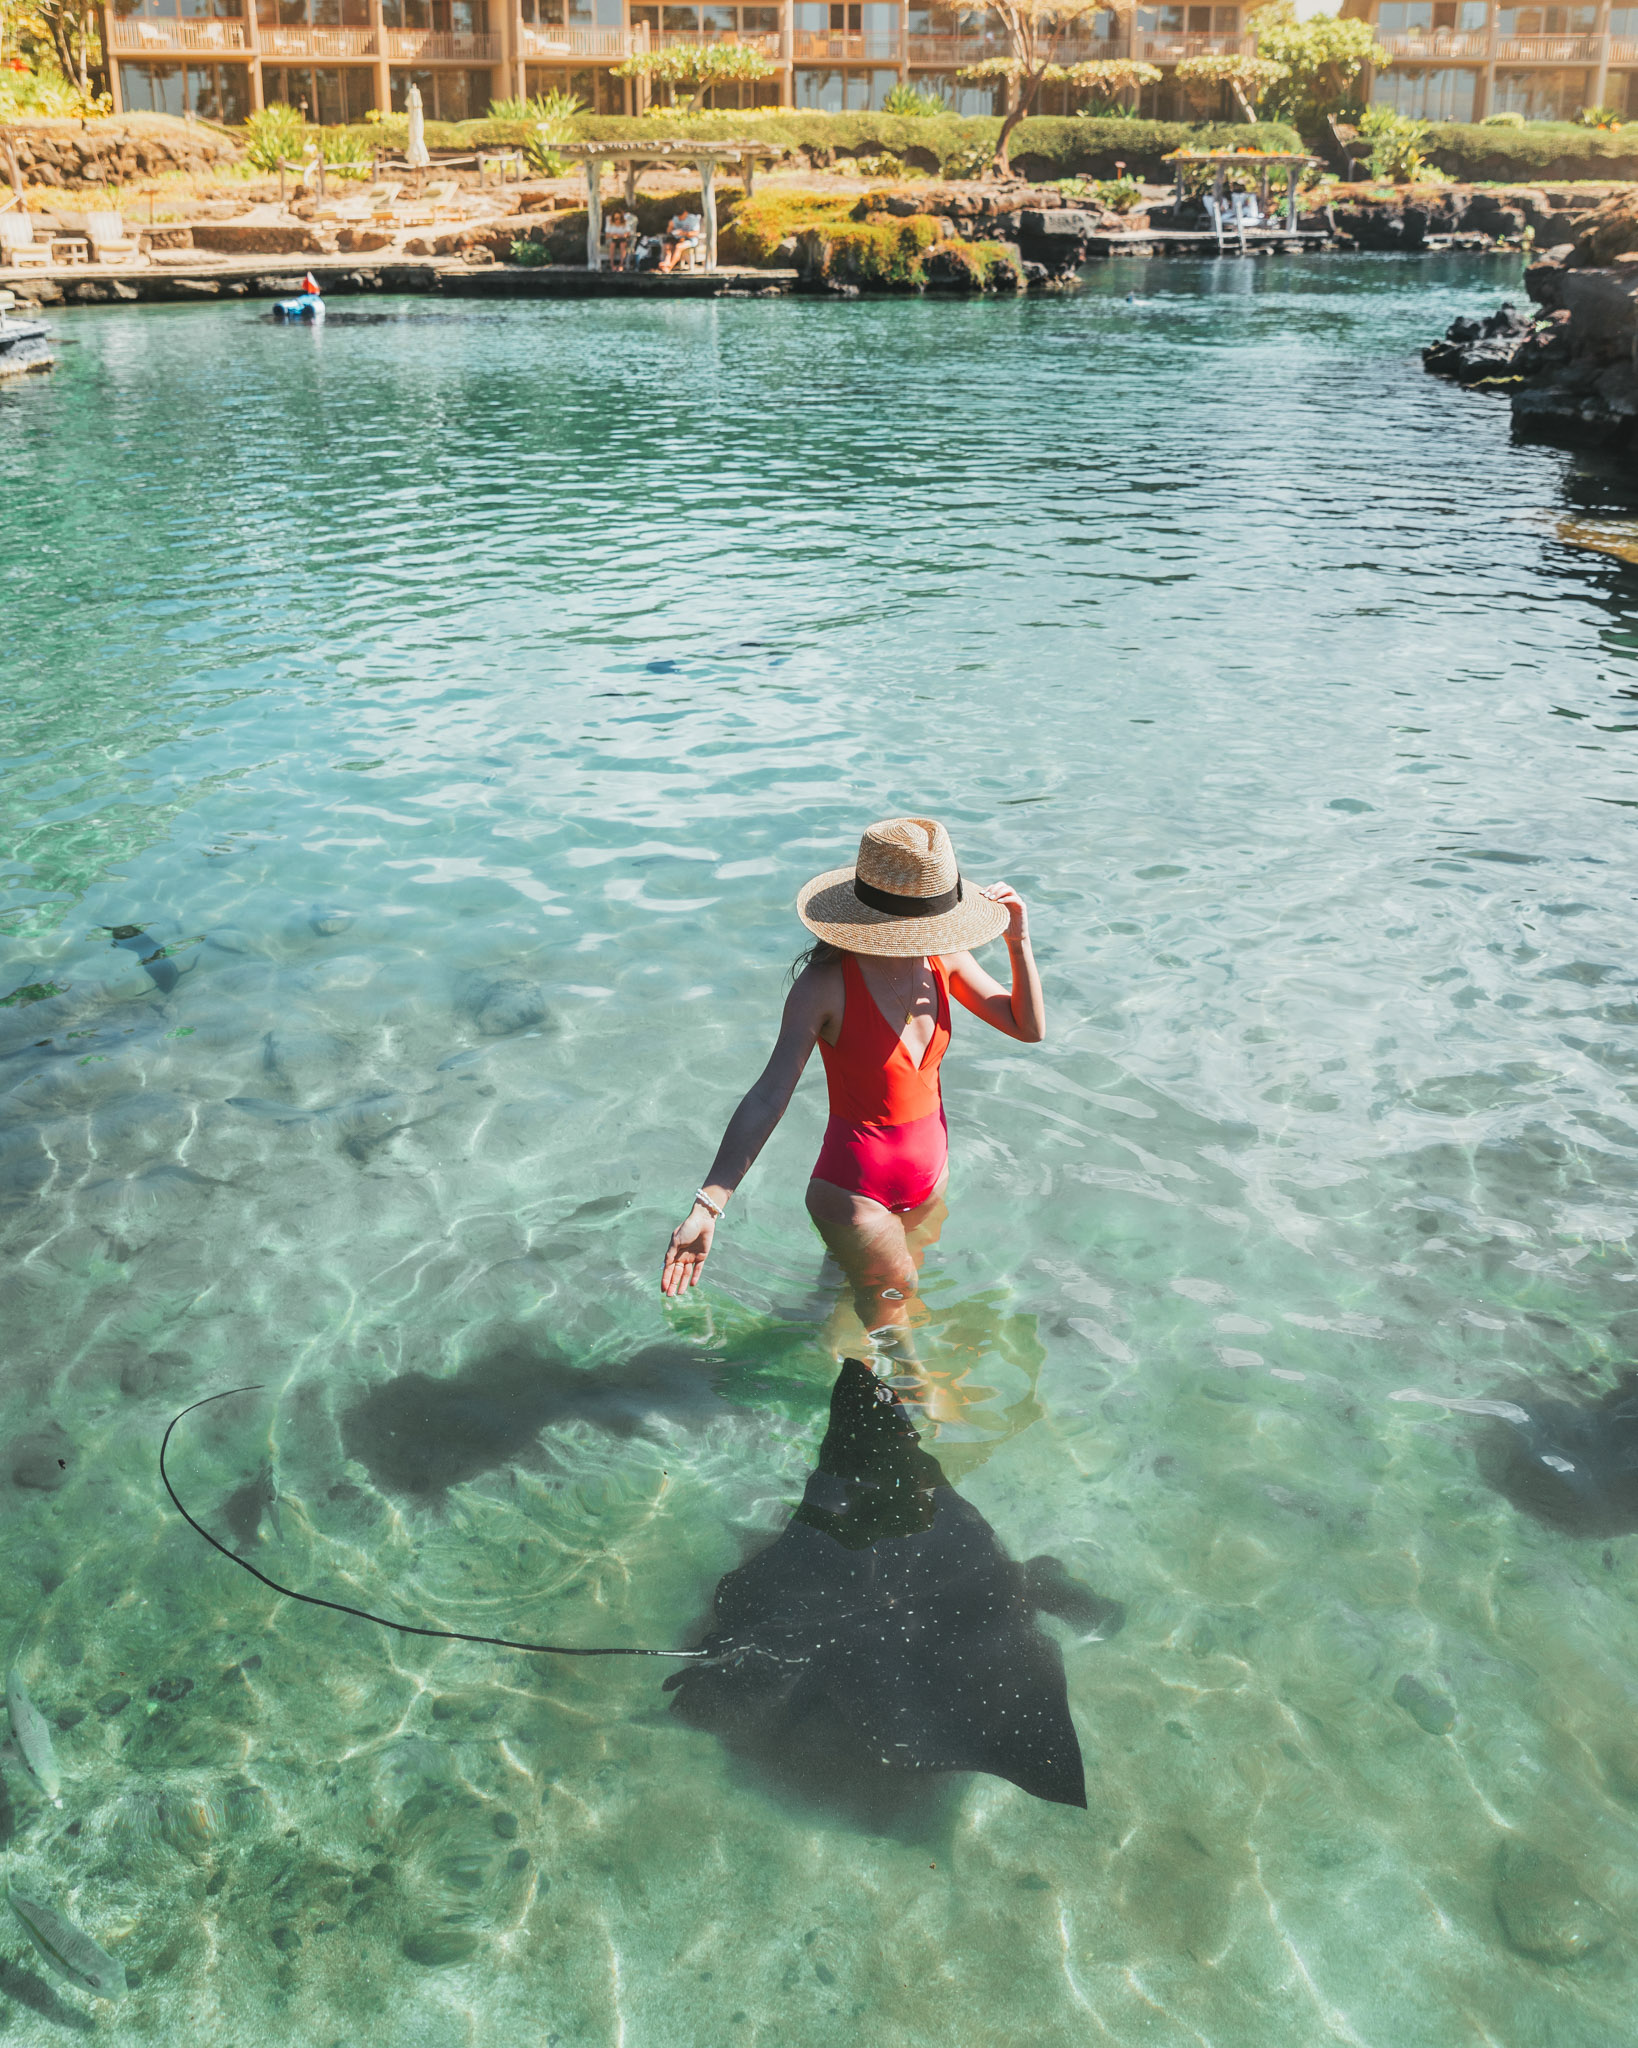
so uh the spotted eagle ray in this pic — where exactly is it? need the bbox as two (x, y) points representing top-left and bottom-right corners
(1467, 1371), (1638, 1538)
(663, 1358), (1122, 1811)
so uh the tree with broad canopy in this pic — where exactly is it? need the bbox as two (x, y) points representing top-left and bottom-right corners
(612, 42), (777, 113)
(956, 1), (1153, 178)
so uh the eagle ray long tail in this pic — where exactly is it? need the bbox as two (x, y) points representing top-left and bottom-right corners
(161, 1387), (711, 1660)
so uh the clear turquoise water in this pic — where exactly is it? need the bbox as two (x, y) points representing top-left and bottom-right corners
(4, 255), (1638, 2044)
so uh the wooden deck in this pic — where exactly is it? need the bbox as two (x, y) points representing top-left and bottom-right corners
(1085, 228), (1337, 257)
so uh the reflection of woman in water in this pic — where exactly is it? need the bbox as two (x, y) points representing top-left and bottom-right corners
(661, 817), (1043, 1357)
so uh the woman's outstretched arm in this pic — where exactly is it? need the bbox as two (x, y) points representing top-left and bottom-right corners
(945, 884), (1044, 1043)
(660, 967), (833, 1296)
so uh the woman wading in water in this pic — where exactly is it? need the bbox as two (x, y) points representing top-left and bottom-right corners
(661, 817), (1043, 1356)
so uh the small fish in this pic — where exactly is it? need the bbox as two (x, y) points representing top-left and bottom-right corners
(6, 1886), (126, 1999)
(6, 1665), (62, 1807)
(1388, 1388), (1533, 1426)
(219, 1457), (282, 1549)
(106, 925), (178, 995)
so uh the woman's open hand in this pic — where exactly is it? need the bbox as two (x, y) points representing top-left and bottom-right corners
(982, 882), (1029, 944)
(661, 1204), (715, 1296)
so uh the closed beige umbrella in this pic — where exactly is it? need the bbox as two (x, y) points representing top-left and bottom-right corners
(406, 83), (431, 170)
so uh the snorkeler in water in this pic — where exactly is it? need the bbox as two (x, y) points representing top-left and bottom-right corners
(660, 816), (1044, 1354)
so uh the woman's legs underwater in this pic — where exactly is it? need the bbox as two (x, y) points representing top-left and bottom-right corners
(805, 1173), (948, 1360)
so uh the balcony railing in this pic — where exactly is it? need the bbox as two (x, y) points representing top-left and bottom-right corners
(904, 29), (1249, 66)
(1610, 31), (1638, 55)
(260, 22), (377, 57)
(792, 27), (899, 59)
(519, 20), (633, 55)
(1376, 27), (1488, 56)
(384, 26), (502, 58)
(1132, 29), (1253, 58)
(1491, 31), (1599, 57)
(109, 16), (249, 54)
(655, 27), (778, 51)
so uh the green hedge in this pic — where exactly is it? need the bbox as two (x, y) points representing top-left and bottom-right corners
(315, 111), (1300, 182)
(1422, 121), (1638, 182)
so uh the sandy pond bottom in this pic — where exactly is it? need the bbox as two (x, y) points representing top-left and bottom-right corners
(3, 258), (1638, 2045)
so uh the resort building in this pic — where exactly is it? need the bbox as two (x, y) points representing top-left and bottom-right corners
(101, 0), (1254, 124)
(1344, 0), (1636, 121)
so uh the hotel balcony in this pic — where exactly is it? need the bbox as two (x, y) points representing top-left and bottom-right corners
(792, 27), (900, 59)
(519, 20), (635, 56)
(903, 28), (1252, 65)
(1131, 29), (1255, 58)
(1376, 26), (1603, 59)
(258, 21), (378, 56)
(383, 26), (501, 57)
(107, 16), (250, 54)
(655, 26), (778, 50)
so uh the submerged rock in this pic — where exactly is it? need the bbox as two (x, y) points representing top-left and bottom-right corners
(1494, 1839), (1614, 1964)
(401, 1927), (479, 1967)
(463, 976), (548, 1037)
(1392, 1673), (1455, 1735)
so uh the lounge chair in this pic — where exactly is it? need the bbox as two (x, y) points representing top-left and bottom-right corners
(83, 212), (146, 265)
(0, 213), (52, 271)
(397, 179), (465, 228)
(1229, 192), (1262, 229)
(317, 180), (403, 225)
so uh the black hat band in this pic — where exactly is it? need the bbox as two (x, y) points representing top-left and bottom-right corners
(852, 874), (963, 918)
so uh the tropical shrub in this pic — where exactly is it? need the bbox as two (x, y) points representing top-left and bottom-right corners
(1092, 172), (1144, 211)
(244, 103), (306, 173)
(0, 61), (106, 117)
(317, 125), (373, 176)
(941, 141), (994, 179)
(509, 234), (552, 265)
(1358, 105), (1430, 182)
(854, 150), (927, 177)
(1576, 104), (1625, 128)
(1480, 109), (1527, 126)
(882, 83), (947, 116)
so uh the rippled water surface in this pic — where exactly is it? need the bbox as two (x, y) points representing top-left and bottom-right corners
(4, 256), (1638, 2045)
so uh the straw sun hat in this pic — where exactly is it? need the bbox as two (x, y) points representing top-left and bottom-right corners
(796, 817), (1010, 958)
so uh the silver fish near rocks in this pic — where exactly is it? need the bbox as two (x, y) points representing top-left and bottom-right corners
(6, 1665), (62, 1807)
(6, 1887), (126, 1999)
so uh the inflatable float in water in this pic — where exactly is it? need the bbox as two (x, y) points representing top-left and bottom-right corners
(272, 293), (325, 323)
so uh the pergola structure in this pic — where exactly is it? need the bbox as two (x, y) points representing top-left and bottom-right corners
(1164, 151), (1324, 235)
(554, 141), (774, 274)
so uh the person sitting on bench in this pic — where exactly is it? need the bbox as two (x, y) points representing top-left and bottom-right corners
(657, 210), (703, 273)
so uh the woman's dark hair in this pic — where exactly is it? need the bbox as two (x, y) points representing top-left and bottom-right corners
(790, 937), (844, 982)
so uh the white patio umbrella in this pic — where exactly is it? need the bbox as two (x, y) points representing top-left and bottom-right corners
(406, 83), (431, 170)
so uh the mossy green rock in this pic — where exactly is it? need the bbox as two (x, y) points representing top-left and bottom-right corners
(1494, 1841), (1615, 1964)
(402, 1928), (479, 1968)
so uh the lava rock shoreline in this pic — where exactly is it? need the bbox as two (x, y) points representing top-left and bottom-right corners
(1424, 187), (1638, 447)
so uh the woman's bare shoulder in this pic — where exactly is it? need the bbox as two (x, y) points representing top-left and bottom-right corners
(787, 954), (845, 1033)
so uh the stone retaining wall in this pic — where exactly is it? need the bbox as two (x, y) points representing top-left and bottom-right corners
(1, 118), (239, 190)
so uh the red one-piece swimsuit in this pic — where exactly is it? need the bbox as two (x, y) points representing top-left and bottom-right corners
(813, 954), (951, 1214)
